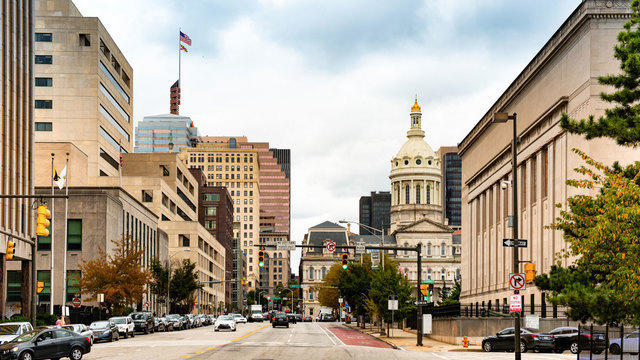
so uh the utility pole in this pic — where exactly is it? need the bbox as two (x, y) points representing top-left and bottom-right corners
(510, 113), (521, 360)
(416, 243), (423, 346)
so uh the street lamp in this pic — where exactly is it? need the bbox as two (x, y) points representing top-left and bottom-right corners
(280, 288), (295, 312)
(167, 249), (191, 315)
(339, 220), (385, 269)
(492, 111), (521, 360)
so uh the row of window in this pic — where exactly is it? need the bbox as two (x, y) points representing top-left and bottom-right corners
(37, 219), (82, 251)
(189, 155), (254, 163)
(9, 270), (81, 304)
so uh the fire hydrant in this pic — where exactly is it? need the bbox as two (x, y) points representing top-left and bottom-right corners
(462, 336), (470, 348)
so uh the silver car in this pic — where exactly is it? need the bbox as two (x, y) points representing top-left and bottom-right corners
(63, 324), (94, 344)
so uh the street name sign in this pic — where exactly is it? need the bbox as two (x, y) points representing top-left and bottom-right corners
(355, 242), (366, 255)
(326, 241), (336, 252)
(509, 294), (522, 312)
(276, 241), (296, 251)
(265, 239), (278, 246)
(289, 284), (301, 288)
(371, 251), (380, 269)
(502, 239), (528, 247)
(509, 273), (526, 291)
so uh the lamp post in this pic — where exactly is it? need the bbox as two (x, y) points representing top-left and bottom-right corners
(338, 220), (385, 269)
(167, 249), (191, 315)
(280, 288), (295, 312)
(492, 111), (521, 360)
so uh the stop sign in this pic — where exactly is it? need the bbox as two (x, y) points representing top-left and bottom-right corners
(72, 298), (81, 308)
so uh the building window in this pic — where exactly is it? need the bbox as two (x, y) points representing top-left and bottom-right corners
(99, 148), (119, 170)
(426, 185), (431, 204)
(440, 242), (445, 256)
(7, 271), (21, 303)
(427, 243), (431, 256)
(405, 185), (410, 204)
(141, 190), (153, 202)
(35, 122), (52, 131)
(308, 267), (314, 280)
(542, 147), (548, 198)
(37, 271), (51, 303)
(416, 185), (421, 204)
(67, 219), (82, 251)
(79, 33), (91, 46)
(35, 100), (52, 109)
(180, 235), (190, 247)
(35, 77), (52, 87)
(205, 220), (216, 230)
(35, 55), (52, 64)
(206, 206), (217, 216)
(66, 270), (81, 302)
(203, 193), (220, 202)
(309, 290), (313, 300)
(35, 32), (52, 42)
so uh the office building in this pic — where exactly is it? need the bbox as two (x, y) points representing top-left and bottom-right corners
(438, 146), (461, 230)
(34, 0), (133, 180)
(258, 229), (291, 297)
(170, 80), (180, 115)
(459, 0), (639, 306)
(0, 0), (35, 319)
(134, 114), (198, 153)
(358, 191), (391, 235)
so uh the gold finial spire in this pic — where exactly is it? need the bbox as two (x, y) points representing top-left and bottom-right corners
(411, 96), (421, 112)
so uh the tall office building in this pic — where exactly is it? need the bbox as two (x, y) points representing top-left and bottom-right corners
(437, 146), (461, 229)
(358, 192), (391, 235)
(34, 0), (133, 181)
(0, 0), (35, 318)
(170, 80), (180, 115)
(134, 114), (198, 153)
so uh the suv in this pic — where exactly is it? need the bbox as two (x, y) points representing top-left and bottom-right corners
(130, 312), (155, 334)
(109, 316), (135, 338)
(0, 322), (33, 344)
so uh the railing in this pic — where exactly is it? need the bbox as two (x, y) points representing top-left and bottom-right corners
(422, 303), (568, 319)
(577, 324), (640, 360)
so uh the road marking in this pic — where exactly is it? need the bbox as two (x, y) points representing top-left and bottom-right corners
(317, 324), (337, 346)
(231, 323), (270, 342)
(431, 353), (447, 359)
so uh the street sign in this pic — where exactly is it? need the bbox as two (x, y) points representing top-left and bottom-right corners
(289, 284), (301, 288)
(276, 241), (296, 251)
(326, 241), (336, 252)
(388, 299), (398, 310)
(371, 251), (380, 269)
(509, 294), (522, 312)
(525, 314), (540, 330)
(420, 283), (429, 295)
(502, 238), (528, 247)
(355, 242), (366, 255)
(144, 300), (151, 308)
(72, 298), (81, 308)
(265, 239), (277, 246)
(423, 314), (432, 334)
(509, 273), (526, 291)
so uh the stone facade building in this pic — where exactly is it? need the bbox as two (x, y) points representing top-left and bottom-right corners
(459, 0), (639, 308)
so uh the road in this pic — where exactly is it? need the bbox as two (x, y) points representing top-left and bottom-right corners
(84, 321), (578, 360)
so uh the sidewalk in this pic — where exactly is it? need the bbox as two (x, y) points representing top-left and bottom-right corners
(345, 323), (482, 352)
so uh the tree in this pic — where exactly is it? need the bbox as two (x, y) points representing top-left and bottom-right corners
(246, 290), (267, 308)
(535, 149), (640, 325)
(560, 0), (640, 146)
(149, 258), (202, 313)
(438, 281), (461, 306)
(317, 264), (341, 309)
(337, 254), (372, 321)
(368, 258), (415, 329)
(79, 235), (152, 315)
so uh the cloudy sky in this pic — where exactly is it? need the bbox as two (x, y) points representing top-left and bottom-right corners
(75, 0), (580, 273)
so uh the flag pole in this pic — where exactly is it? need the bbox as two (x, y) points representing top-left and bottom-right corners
(50, 153), (55, 315)
(178, 28), (181, 113)
(61, 153), (69, 315)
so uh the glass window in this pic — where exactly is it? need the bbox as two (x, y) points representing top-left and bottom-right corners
(416, 185), (421, 204)
(99, 61), (130, 103)
(35, 55), (52, 64)
(35, 32), (52, 42)
(426, 185), (431, 204)
(66, 270), (81, 302)
(206, 206), (217, 216)
(405, 185), (410, 204)
(37, 270), (51, 303)
(67, 219), (82, 251)
(35, 100), (52, 109)
(100, 83), (130, 122)
(35, 122), (52, 131)
(99, 105), (130, 141)
(7, 271), (21, 303)
(35, 77), (52, 87)
(100, 127), (123, 153)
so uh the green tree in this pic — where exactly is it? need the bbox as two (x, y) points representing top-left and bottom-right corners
(317, 264), (341, 309)
(561, 0), (640, 146)
(246, 290), (267, 308)
(149, 258), (202, 313)
(438, 281), (461, 306)
(369, 258), (415, 327)
(336, 254), (372, 320)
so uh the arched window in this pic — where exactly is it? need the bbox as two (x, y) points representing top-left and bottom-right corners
(321, 267), (326, 279)
(279, 252), (283, 258)
(427, 243), (432, 256)
(456, 269), (461, 280)
(309, 267), (314, 280)
(396, 185), (400, 205)
(404, 242), (409, 256)
(405, 185), (410, 204)
(441, 242), (446, 256)
(416, 185), (421, 204)
(426, 184), (431, 204)
(441, 268), (446, 280)
(427, 268), (432, 280)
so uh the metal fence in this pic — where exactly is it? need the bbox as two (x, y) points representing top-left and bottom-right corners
(577, 324), (640, 360)
(423, 303), (568, 319)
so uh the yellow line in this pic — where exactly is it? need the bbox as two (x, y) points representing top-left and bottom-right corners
(231, 323), (271, 342)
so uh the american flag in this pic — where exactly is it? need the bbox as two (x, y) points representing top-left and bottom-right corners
(180, 31), (191, 46)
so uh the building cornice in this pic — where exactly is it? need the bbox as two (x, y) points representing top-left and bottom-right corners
(458, 0), (632, 156)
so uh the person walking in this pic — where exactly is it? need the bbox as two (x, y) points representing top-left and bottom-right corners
(55, 316), (65, 326)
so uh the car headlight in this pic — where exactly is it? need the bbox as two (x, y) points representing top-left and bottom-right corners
(11, 347), (19, 352)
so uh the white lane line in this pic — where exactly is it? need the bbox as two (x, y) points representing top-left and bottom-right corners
(431, 353), (448, 359)
(317, 323), (337, 346)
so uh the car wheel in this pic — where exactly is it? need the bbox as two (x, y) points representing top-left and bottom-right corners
(233, 328), (236, 332)
(124, 331), (128, 339)
(482, 341), (492, 352)
(520, 341), (526, 353)
(144, 326), (149, 334)
(610, 344), (621, 355)
(570, 342), (580, 354)
(70, 346), (83, 360)
(215, 329), (219, 332)
(115, 333), (120, 341)
(19, 352), (34, 360)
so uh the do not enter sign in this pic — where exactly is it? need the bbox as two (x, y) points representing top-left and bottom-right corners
(72, 298), (81, 308)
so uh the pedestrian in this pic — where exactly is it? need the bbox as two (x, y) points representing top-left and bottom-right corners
(55, 316), (65, 326)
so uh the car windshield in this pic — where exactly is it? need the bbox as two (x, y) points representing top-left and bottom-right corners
(61, 325), (77, 332)
(219, 316), (233, 321)
(90, 321), (109, 330)
(167, 315), (179, 319)
(112, 318), (126, 324)
(0, 325), (20, 335)
(13, 331), (37, 343)
(234, 314), (242, 318)
(131, 313), (147, 320)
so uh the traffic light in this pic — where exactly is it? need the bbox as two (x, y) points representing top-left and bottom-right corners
(427, 283), (434, 292)
(258, 250), (264, 267)
(36, 205), (51, 237)
(525, 262), (536, 283)
(5, 240), (15, 261)
(242, 277), (246, 286)
(36, 282), (44, 294)
(341, 252), (348, 269)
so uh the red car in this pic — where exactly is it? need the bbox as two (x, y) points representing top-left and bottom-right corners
(302, 316), (312, 322)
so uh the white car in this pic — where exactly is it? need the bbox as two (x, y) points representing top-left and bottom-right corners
(110, 316), (135, 338)
(233, 314), (247, 324)
(63, 324), (94, 344)
(214, 315), (236, 332)
(0, 322), (33, 344)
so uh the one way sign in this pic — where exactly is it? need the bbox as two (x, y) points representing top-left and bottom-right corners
(502, 239), (528, 248)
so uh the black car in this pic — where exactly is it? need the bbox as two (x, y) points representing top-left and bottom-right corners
(319, 313), (336, 322)
(286, 314), (297, 324)
(88, 320), (119, 343)
(548, 326), (606, 354)
(130, 312), (155, 334)
(0, 327), (91, 360)
(272, 314), (289, 328)
(482, 327), (554, 353)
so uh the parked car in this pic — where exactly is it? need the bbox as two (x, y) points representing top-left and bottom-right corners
(286, 314), (297, 324)
(319, 313), (336, 322)
(186, 314), (198, 328)
(214, 315), (236, 332)
(208, 315), (217, 324)
(548, 326), (606, 354)
(89, 320), (119, 343)
(233, 314), (247, 324)
(0, 327), (91, 360)
(302, 316), (313, 322)
(482, 327), (554, 353)
(109, 316), (135, 339)
(152, 317), (165, 332)
(166, 314), (183, 331)
(0, 323), (33, 345)
(272, 313), (289, 328)
(609, 330), (639, 355)
(63, 324), (94, 345)
(130, 312), (155, 334)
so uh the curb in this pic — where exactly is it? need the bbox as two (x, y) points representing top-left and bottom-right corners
(344, 324), (399, 349)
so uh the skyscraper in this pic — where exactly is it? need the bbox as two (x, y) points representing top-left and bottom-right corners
(134, 114), (198, 153)
(437, 146), (461, 229)
(358, 192), (390, 235)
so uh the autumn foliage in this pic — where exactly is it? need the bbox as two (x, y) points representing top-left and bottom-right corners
(78, 235), (152, 315)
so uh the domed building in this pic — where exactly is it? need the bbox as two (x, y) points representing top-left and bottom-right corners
(391, 99), (461, 302)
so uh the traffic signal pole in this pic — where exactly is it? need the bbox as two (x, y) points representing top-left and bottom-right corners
(511, 113), (521, 360)
(416, 243), (423, 347)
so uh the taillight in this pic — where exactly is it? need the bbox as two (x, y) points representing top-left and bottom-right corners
(85, 337), (90, 343)
(530, 334), (539, 338)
